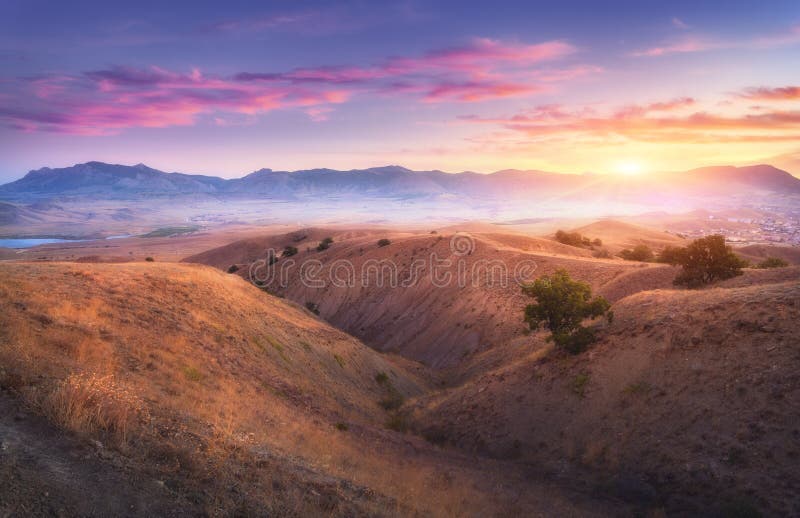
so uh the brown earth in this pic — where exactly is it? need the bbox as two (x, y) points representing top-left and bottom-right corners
(408, 278), (800, 516)
(568, 219), (687, 254)
(184, 228), (666, 368)
(0, 261), (620, 517)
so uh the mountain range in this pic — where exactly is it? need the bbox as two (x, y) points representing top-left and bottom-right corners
(1, 161), (799, 201)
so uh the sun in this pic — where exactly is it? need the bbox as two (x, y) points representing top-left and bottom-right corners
(614, 160), (644, 176)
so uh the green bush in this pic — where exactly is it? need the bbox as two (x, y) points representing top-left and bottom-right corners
(282, 246), (299, 257)
(377, 238), (391, 247)
(672, 235), (747, 288)
(317, 237), (334, 251)
(656, 245), (684, 264)
(522, 269), (610, 354)
(227, 264), (240, 273)
(553, 326), (597, 354)
(619, 245), (654, 262)
(756, 256), (789, 269)
(145, 256), (155, 262)
(305, 302), (320, 315)
(555, 230), (590, 248)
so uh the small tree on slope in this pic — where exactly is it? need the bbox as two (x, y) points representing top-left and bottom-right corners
(667, 235), (747, 288)
(522, 269), (610, 354)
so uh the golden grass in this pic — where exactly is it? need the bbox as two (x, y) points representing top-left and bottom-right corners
(0, 261), (559, 516)
(42, 373), (149, 444)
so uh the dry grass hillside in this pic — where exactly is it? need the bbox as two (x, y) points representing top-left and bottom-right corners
(736, 244), (800, 265)
(568, 219), (686, 253)
(185, 229), (665, 368)
(0, 261), (616, 517)
(408, 278), (800, 516)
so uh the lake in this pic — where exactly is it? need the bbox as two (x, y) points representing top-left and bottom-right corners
(0, 238), (86, 249)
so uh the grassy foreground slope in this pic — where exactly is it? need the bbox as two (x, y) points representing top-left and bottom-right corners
(0, 262), (614, 517)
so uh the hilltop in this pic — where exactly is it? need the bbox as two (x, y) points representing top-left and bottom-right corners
(184, 226), (679, 367)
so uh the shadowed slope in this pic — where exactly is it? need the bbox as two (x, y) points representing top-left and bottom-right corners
(409, 279), (800, 516)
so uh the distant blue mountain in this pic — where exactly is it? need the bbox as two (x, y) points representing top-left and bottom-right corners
(1, 161), (798, 201)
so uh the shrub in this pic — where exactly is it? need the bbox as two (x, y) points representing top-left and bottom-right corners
(333, 354), (345, 368)
(375, 371), (389, 385)
(377, 238), (391, 247)
(522, 269), (610, 354)
(335, 422), (349, 431)
(227, 264), (240, 273)
(183, 366), (203, 382)
(317, 237), (334, 251)
(305, 302), (320, 315)
(553, 327), (597, 355)
(145, 256), (155, 262)
(555, 230), (589, 248)
(756, 257), (789, 269)
(385, 412), (409, 432)
(571, 373), (590, 397)
(619, 245), (654, 262)
(656, 245), (684, 264)
(672, 235), (746, 288)
(282, 246), (298, 257)
(593, 248), (611, 259)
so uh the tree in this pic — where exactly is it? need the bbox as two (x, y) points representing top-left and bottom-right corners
(672, 235), (746, 288)
(656, 245), (684, 264)
(377, 238), (391, 247)
(317, 237), (334, 251)
(282, 245), (299, 257)
(756, 257), (789, 269)
(619, 245), (654, 262)
(554, 230), (586, 248)
(522, 269), (610, 354)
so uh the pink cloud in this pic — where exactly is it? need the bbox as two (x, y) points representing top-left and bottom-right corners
(631, 37), (713, 57)
(632, 23), (800, 57)
(0, 66), (351, 135)
(461, 95), (800, 144)
(739, 86), (800, 101)
(0, 38), (592, 134)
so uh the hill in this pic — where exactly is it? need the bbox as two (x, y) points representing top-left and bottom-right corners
(0, 261), (612, 516)
(736, 244), (800, 265)
(184, 227), (671, 367)
(568, 219), (686, 253)
(408, 276), (800, 516)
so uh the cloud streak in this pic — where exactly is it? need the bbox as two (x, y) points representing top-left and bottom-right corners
(632, 23), (800, 57)
(460, 95), (800, 145)
(0, 38), (592, 134)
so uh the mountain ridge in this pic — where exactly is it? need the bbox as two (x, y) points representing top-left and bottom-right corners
(1, 161), (799, 200)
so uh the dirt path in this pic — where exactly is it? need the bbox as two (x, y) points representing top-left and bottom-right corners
(0, 390), (196, 517)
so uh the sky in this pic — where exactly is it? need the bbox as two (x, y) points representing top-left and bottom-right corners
(1, 0), (799, 181)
